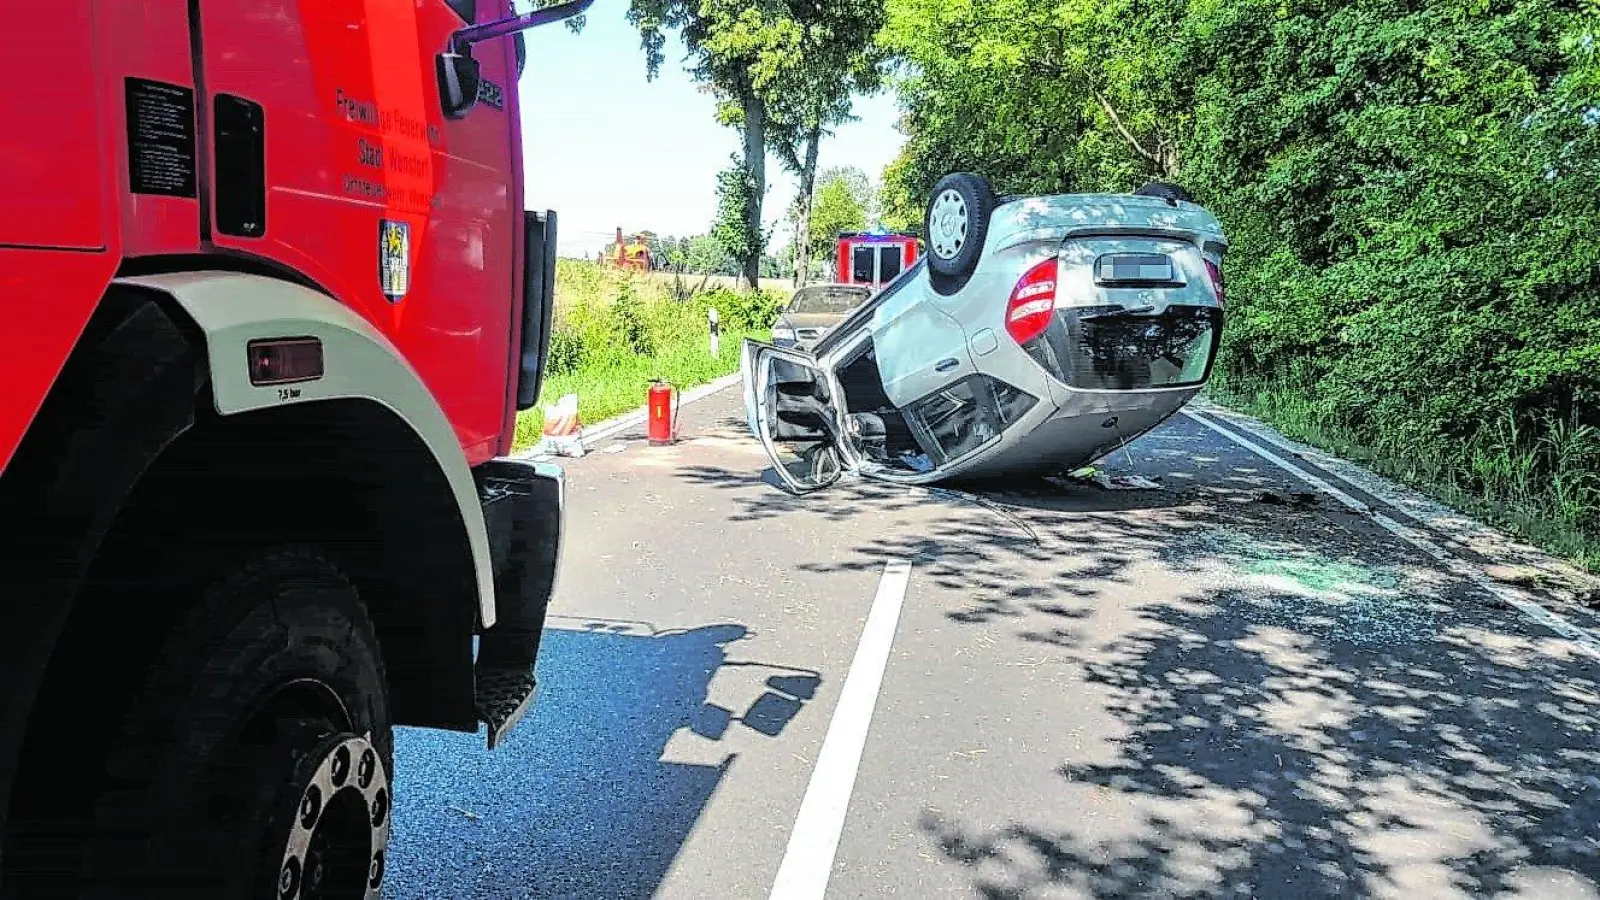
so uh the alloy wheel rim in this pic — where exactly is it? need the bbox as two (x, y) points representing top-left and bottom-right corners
(929, 189), (969, 259)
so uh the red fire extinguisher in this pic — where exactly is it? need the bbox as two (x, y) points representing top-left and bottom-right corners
(647, 379), (679, 446)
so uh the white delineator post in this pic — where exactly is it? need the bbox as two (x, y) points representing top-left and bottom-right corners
(708, 307), (721, 358)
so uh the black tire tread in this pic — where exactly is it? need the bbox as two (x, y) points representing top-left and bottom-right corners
(80, 545), (391, 900)
(925, 172), (997, 296)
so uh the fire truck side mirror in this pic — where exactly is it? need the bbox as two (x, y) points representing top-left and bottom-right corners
(436, 51), (483, 120)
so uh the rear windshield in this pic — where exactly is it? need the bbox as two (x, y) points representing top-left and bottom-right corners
(787, 286), (870, 314)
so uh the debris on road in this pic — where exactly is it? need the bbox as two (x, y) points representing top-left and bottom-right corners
(538, 393), (587, 458)
(1254, 489), (1319, 508)
(1066, 466), (1162, 491)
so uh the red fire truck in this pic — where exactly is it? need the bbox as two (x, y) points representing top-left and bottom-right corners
(836, 227), (921, 290)
(0, 2), (584, 896)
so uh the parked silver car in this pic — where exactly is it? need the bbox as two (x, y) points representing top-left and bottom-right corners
(742, 173), (1228, 493)
(771, 284), (872, 351)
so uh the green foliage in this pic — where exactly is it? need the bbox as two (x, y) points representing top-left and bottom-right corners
(699, 285), (786, 330)
(512, 260), (772, 450)
(884, 0), (1600, 564)
(808, 176), (868, 260)
(628, 0), (886, 289)
(711, 157), (765, 267)
(684, 234), (736, 275)
(610, 280), (656, 357)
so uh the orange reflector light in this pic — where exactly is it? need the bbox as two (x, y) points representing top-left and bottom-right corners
(247, 337), (324, 386)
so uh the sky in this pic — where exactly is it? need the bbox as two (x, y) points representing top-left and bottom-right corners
(514, 8), (906, 259)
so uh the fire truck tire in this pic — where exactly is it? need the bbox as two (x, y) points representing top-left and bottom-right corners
(80, 546), (393, 900)
(924, 171), (996, 295)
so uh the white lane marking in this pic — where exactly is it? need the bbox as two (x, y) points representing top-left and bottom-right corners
(770, 561), (914, 900)
(1182, 409), (1600, 662)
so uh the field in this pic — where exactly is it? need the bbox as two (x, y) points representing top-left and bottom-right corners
(637, 269), (793, 296)
(512, 260), (786, 451)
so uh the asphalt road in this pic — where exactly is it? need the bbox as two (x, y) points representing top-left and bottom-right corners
(384, 385), (1600, 900)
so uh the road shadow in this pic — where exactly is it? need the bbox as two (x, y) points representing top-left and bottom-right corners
(890, 431), (1600, 897)
(919, 572), (1600, 898)
(384, 621), (819, 900)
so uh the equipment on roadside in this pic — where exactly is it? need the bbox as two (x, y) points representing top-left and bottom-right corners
(540, 393), (588, 458)
(648, 380), (681, 446)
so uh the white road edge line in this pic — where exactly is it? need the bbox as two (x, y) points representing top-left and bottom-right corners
(1182, 409), (1600, 663)
(770, 561), (914, 900)
(514, 372), (742, 458)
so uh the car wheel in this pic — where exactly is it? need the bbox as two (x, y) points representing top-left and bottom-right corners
(924, 172), (997, 295)
(80, 546), (393, 900)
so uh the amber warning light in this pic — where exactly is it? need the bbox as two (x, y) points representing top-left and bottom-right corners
(248, 337), (325, 386)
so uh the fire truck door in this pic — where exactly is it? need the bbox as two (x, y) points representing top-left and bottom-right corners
(191, 1), (521, 458)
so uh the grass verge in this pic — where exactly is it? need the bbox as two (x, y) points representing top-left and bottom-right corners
(509, 260), (784, 452)
(1207, 371), (1600, 572)
(512, 329), (760, 451)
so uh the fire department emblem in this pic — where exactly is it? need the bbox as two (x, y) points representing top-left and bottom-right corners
(379, 219), (411, 302)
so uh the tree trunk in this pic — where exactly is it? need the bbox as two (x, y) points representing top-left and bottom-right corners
(791, 122), (822, 288)
(740, 90), (767, 290)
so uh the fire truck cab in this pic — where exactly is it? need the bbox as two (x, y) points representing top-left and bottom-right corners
(836, 227), (921, 291)
(0, 2), (583, 896)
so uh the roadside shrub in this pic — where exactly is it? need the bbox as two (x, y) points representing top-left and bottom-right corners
(702, 286), (786, 331)
(610, 281), (656, 357)
(545, 326), (584, 377)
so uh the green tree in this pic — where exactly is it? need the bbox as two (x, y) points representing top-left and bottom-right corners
(806, 174), (868, 277)
(627, 1), (809, 288)
(710, 156), (766, 281)
(627, 0), (884, 289)
(764, 0), (887, 286)
(818, 165), (874, 217)
(684, 233), (733, 275)
(880, 0), (1600, 560)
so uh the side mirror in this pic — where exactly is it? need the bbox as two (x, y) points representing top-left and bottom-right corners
(436, 51), (482, 120)
(437, 0), (591, 119)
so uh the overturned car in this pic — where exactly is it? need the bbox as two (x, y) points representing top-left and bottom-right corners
(743, 173), (1228, 492)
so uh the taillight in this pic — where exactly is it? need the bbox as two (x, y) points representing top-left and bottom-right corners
(1005, 258), (1059, 345)
(1204, 257), (1225, 308)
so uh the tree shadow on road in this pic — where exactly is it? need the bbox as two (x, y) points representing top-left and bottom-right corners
(667, 412), (1600, 896)
(911, 516), (1600, 898)
(384, 621), (820, 900)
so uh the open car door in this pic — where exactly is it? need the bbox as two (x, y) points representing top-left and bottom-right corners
(743, 340), (850, 494)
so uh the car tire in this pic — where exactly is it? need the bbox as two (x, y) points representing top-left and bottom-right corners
(924, 172), (997, 295)
(79, 546), (393, 900)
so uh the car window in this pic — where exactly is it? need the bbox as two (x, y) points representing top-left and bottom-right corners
(851, 246), (875, 282)
(912, 377), (1001, 463)
(445, 0), (477, 21)
(809, 257), (927, 358)
(878, 246), (903, 281)
(788, 287), (869, 314)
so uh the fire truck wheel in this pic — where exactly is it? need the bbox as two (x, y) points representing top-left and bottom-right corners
(81, 546), (393, 900)
(924, 171), (996, 295)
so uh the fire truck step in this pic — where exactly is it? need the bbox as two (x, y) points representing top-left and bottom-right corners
(475, 666), (540, 750)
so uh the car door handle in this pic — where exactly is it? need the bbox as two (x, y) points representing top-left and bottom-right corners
(935, 358), (960, 373)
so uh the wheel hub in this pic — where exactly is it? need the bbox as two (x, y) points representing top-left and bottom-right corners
(929, 189), (969, 260)
(276, 733), (390, 900)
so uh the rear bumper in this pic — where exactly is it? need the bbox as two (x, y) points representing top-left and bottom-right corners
(473, 457), (565, 748)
